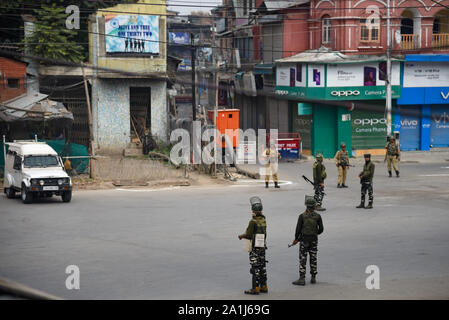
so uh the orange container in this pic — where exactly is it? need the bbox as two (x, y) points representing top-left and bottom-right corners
(208, 109), (240, 148)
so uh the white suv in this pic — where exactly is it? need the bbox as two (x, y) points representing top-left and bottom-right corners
(3, 141), (72, 204)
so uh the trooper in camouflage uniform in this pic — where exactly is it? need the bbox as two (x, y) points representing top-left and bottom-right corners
(313, 153), (326, 211)
(238, 196), (268, 295)
(291, 196), (324, 286)
(357, 153), (375, 209)
(334, 142), (350, 188)
(385, 136), (400, 177)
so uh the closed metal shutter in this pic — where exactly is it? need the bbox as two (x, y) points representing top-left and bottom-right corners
(263, 25), (273, 63)
(430, 105), (449, 147)
(399, 106), (421, 151)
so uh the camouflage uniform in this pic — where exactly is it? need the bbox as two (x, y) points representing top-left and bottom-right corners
(292, 198), (324, 285)
(313, 154), (326, 210)
(357, 155), (375, 209)
(239, 198), (267, 294)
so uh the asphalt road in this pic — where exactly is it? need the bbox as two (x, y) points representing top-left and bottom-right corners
(1, 161), (449, 299)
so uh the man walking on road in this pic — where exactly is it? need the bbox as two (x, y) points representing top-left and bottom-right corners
(313, 153), (326, 211)
(357, 154), (375, 209)
(238, 196), (268, 295)
(385, 136), (400, 177)
(334, 142), (350, 188)
(291, 196), (324, 286)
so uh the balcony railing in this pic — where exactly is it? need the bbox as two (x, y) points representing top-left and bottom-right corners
(433, 33), (449, 50)
(400, 34), (420, 50)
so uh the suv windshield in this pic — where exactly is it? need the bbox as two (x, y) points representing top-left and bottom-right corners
(24, 155), (60, 168)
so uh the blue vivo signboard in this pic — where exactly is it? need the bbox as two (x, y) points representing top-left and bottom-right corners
(398, 87), (449, 105)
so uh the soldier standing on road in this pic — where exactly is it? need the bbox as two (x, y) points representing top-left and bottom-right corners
(313, 153), (326, 211)
(357, 154), (375, 209)
(385, 136), (400, 177)
(334, 142), (350, 188)
(238, 196), (268, 295)
(264, 143), (281, 189)
(291, 196), (324, 286)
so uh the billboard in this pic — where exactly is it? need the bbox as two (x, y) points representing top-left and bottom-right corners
(169, 32), (190, 45)
(403, 62), (449, 88)
(105, 15), (159, 54)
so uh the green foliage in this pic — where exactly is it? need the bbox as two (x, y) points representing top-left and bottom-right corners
(23, 4), (84, 62)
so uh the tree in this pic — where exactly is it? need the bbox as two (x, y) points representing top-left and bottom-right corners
(23, 4), (84, 63)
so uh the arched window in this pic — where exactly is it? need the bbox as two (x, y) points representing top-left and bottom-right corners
(322, 18), (331, 44)
(360, 18), (380, 42)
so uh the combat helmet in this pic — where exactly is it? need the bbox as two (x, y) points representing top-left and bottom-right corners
(305, 195), (316, 208)
(250, 196), (263, 212)
(316, 153), (323, 161)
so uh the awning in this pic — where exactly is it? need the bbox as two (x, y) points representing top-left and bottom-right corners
(0, 90), (74, 122)
(254, 63), (275, 75)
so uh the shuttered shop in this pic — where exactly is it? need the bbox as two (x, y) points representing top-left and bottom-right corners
(431, 105), (449, 147)
(352, 109), (388, 149)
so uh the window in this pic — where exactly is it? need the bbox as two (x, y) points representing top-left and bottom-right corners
(13, 155), (22, 171)
(322, 18), (332, 44)
(7, 78), (20, 89)
(24, 155), (60, 168)
(360, 19), (380, 42)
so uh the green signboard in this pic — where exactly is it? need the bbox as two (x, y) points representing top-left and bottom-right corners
(276, 86), (401, 100)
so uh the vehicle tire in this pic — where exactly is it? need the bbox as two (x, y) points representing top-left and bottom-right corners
(62, 191), (72, 203)
(6, 187), (15, 199)
(21, 184), (33, 204)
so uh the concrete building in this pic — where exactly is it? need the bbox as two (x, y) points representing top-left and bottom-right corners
(89, 0), (169, 154)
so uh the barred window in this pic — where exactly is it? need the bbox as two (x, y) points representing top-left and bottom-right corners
(322, 18), (332, 44)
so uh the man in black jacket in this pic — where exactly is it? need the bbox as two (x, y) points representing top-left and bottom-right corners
(291, 196), (324, 286)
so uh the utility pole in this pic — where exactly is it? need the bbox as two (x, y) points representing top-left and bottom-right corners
(191, 33), (197, 121)
(81, 63), (95, 179)
(386, 0), (392, 137)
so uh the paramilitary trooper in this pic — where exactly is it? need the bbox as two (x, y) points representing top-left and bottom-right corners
(291, 196), (324, 286)
(334, 142), (350, 188)
(357, 153), (375, 209)
(385, 136), (400, 178)
(238, 196), (268, 295)
(264, 143), (281, 188)
(313, 153), (326, 211)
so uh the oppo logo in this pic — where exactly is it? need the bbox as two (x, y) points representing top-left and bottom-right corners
(331, 90), (360, 97)
(354, 118), (386, 126)
(276, 90), (289, 95)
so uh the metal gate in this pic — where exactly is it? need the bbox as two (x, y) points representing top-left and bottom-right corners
(399, 106), (421, 150)
(430, 105), (449, 147)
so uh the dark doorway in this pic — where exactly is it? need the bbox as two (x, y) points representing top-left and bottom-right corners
(401, 18), (414, 34)
(130, 87), (151, 142)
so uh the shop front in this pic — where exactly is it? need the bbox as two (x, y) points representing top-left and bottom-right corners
(396, 55), (449, 150)
(275, 52), (401, 157)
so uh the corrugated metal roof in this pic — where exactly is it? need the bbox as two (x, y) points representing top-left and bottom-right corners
(276, 48), (403, 64)
(0, 90), (73, 122)
(264, 0), (309, 11)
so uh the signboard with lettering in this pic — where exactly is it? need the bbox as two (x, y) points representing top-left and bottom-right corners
(430, 105), (449, 147)
(275, 62), (401, 100)
(352, 109), (389, 149)
(105, 15), (159, 54)
(403, 62), (449, 87)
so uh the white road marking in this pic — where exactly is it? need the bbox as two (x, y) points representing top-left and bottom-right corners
(231, 180), (294, 187)
(418, 174), (449, 177)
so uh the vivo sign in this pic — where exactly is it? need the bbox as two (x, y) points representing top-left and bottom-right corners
(441, 91), (449, 100)
(401, 119), (418, 126)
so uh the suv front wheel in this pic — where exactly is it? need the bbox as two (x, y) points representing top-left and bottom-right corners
(21, 183), (33, 204)
(6, 187), (15, 199)
(62, 190), (72, 203)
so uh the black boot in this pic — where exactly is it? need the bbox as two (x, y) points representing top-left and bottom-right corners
(274, 182), (280, 188)
(292, 275), (306, 286)
(356, 201), (365, 208)
(337, 184), (341, 188)
(342, 184), (348, 188)
(265, 182), (269, 188)
(396, 170), (400, 178)
(365, 201), (373, 209)
(388, 171), (392, 177)
(311, 274), (317, 284)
